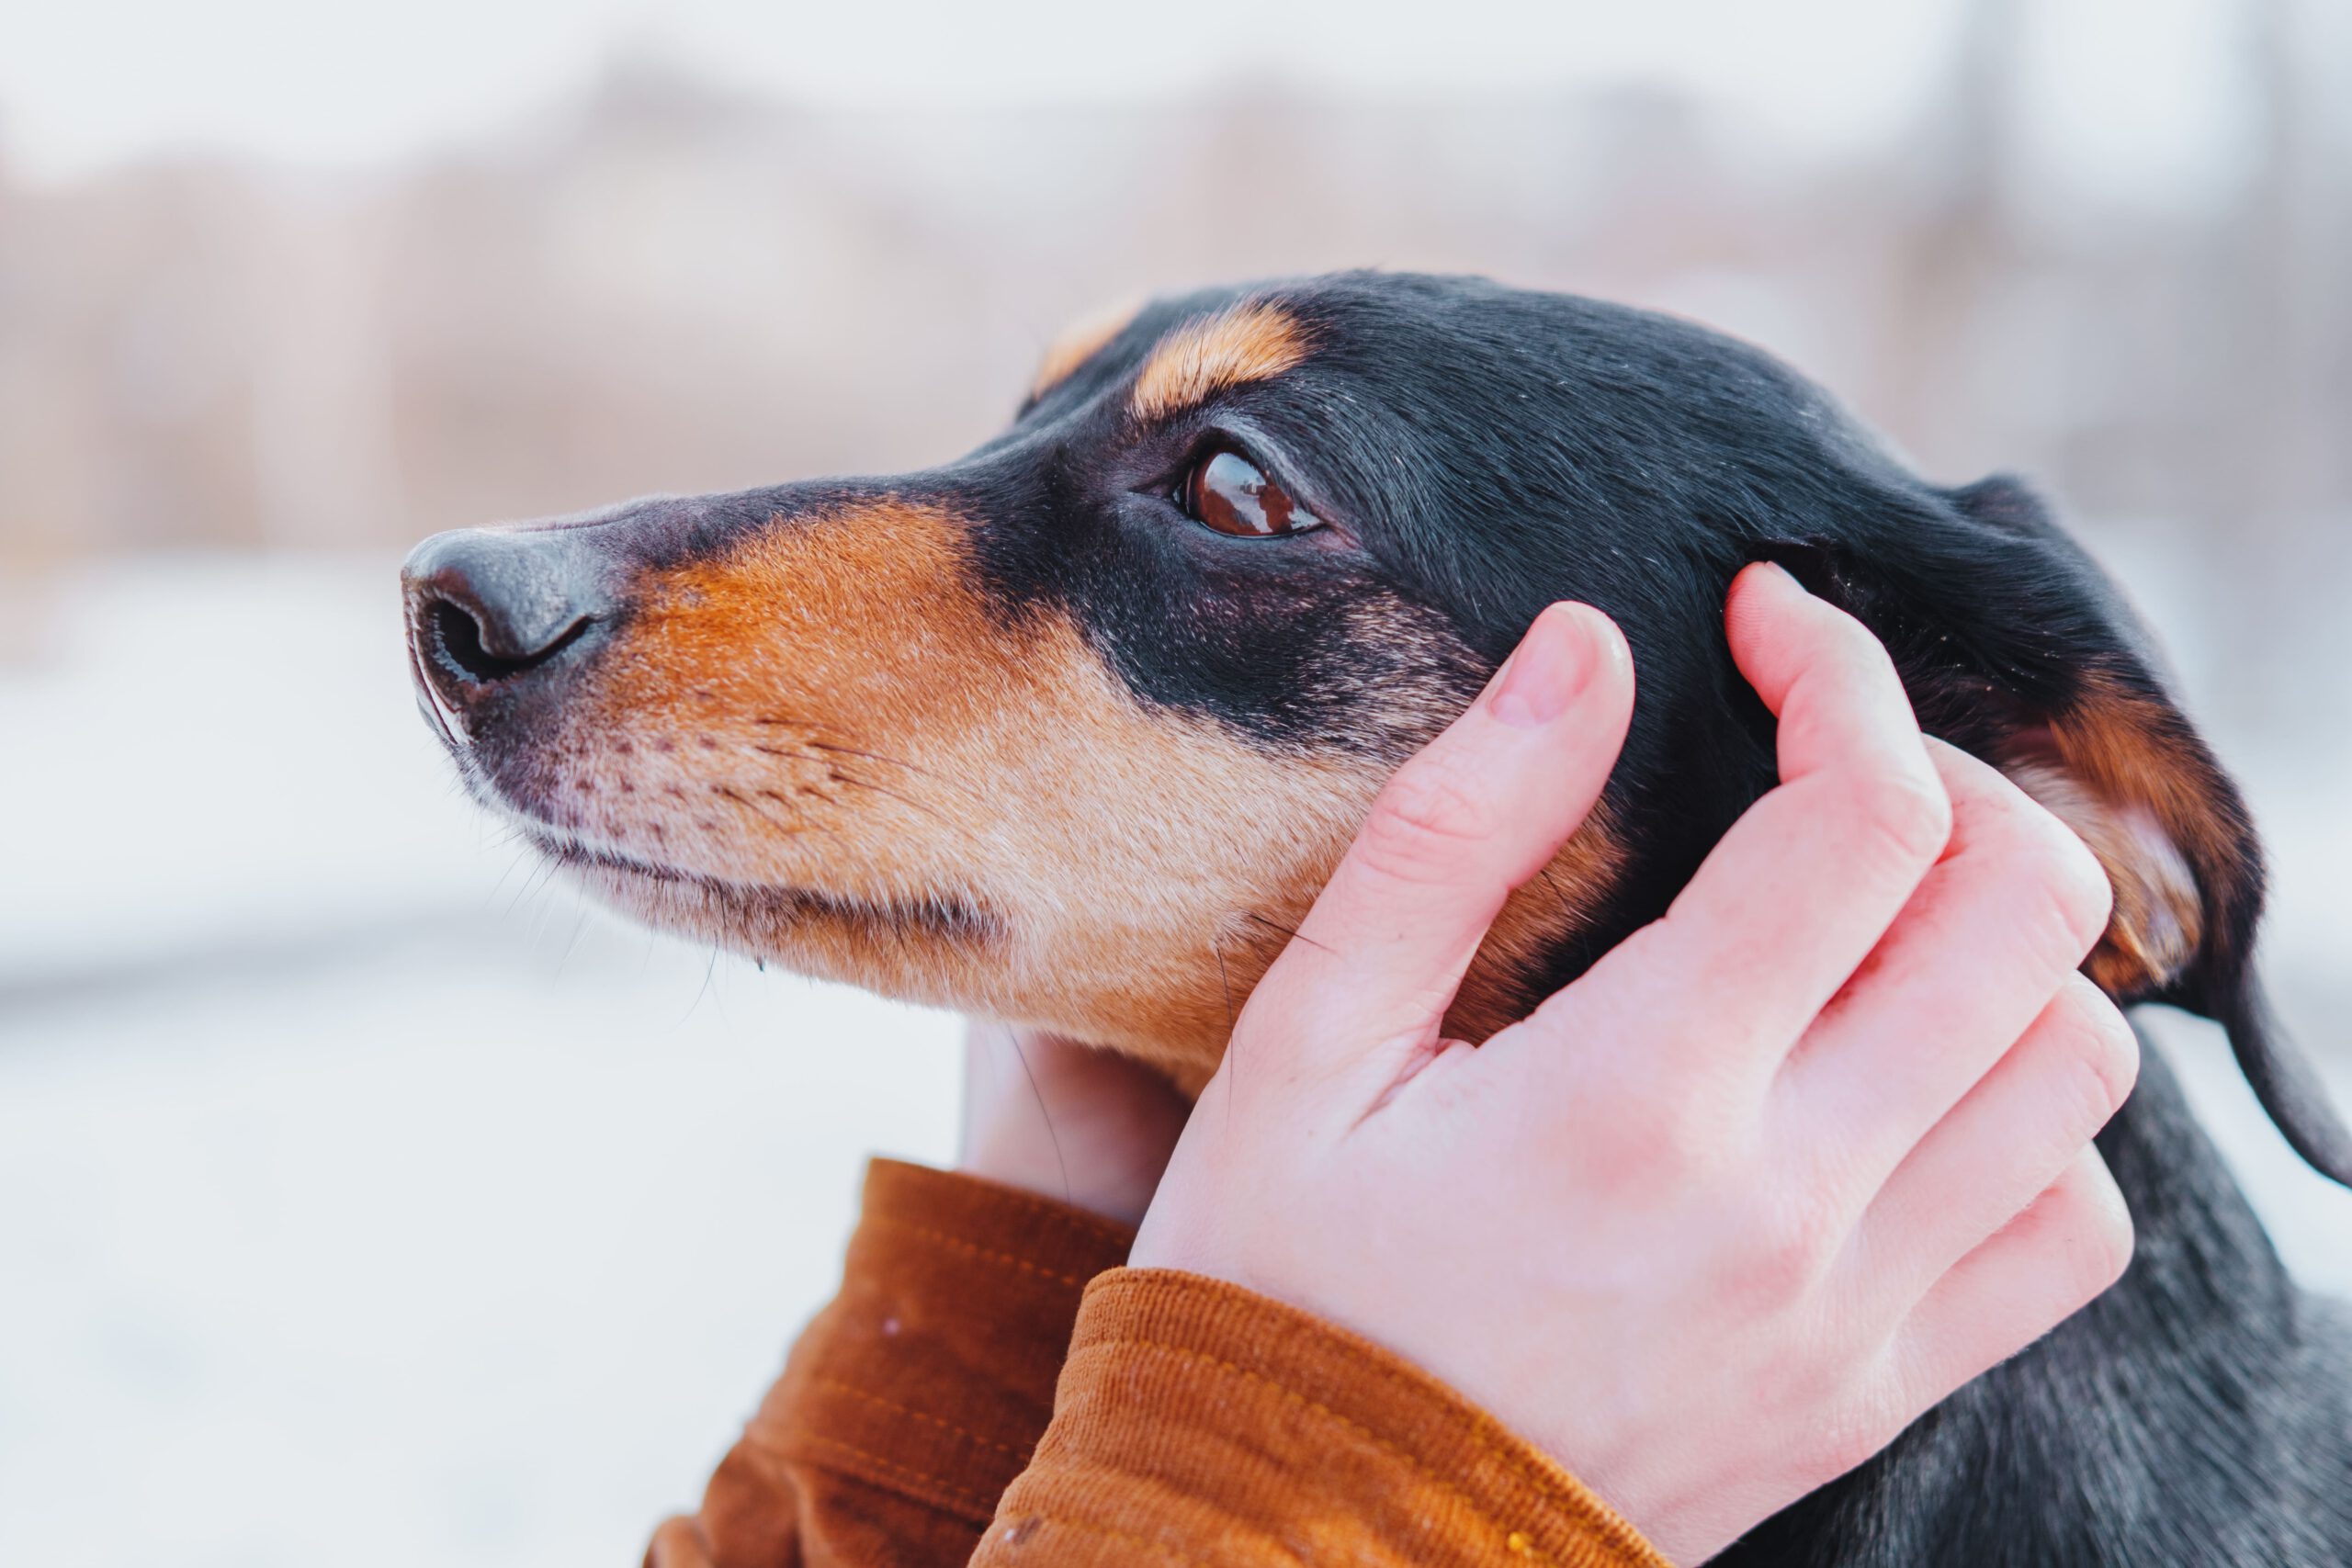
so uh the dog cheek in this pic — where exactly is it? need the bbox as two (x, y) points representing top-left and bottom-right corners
(968, 675), (1386, 1077)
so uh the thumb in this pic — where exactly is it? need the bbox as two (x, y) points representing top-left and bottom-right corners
(1227, 601), (1634, 1107)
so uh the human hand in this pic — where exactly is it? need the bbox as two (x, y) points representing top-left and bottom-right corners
(1130, 564), (2138, 1564)
(958, 1021), (1192, 1227)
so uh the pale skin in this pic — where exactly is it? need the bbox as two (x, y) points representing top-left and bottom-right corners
(962, 563), (2139, 1565)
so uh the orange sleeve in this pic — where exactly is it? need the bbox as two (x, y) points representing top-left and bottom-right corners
(646, 1158), (1137, 1568)
(971, 1269), (1676, 1568)
(649, 1163), (1673, 1568)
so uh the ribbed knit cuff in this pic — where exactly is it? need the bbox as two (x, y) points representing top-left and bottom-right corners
(976, 1268), (1673, 1567)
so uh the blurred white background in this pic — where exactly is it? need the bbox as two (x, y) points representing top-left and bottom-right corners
(1, 2), (2347, 1564)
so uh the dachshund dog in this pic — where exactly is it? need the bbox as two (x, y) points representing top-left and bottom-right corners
(402, 272), (2352, 1565)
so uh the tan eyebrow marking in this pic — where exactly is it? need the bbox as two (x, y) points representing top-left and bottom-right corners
(1129, 300), (1309, 422)
(1029, 299), (1142, 401)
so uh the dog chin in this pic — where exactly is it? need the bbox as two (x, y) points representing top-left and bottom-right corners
(536, 832), (1001, 976)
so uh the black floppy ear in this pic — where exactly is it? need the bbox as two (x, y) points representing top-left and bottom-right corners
(1757, 476), (2352, 1188)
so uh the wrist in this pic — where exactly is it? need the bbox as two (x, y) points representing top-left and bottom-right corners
(958, 1022), (1190, 1227)
(956, 1151), (1156, 1228)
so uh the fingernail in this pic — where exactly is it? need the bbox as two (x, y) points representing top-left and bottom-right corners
(1489, 604), (1597, 728)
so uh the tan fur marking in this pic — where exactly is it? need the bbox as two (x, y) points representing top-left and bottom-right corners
(1029, 299), (1140, 401)
(2006, 671), (2239, 998)
(519, 499), (1620, 1085)
(1129, 301), (1310, 423)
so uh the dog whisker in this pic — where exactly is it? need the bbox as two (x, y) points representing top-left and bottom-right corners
(1004, 1028), (1069, 1207)
(505, 850), (563, 918)
(826, 770), (944, 823)
(551, 906), (593, 976)
(1536, 864), (1577, 919)
(807, 738), (984, 800)
(1243, 909), (1330, 957)
(1213, 934), (1236, 1035)
(685, 946), (721, 1020)
(1213, 932), (1242, 1132)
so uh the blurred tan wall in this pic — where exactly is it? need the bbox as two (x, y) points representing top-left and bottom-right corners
(2, 23), (2346, 658)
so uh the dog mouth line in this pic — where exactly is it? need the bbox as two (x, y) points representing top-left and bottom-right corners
(528, 831), (1000, 944)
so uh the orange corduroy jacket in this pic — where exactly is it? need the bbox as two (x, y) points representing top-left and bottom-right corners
(646, 1160), (1675, 1567)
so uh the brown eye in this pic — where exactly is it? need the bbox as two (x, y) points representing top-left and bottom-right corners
(1180, 450), (1321, 537)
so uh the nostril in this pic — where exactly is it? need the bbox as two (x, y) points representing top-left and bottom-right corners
(424, 594), (590, 685)
(428, 598), (512, 683)
(401, 525), (613, 697)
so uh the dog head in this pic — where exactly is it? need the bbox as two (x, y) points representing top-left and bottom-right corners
(401, 271), (2349, 1179)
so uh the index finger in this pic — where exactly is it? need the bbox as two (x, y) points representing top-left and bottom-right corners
(1234, 601), (1635, 1100)
(1544, 564), (1951, 1087)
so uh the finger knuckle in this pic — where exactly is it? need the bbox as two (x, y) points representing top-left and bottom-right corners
(2062, 1184), (2136, 1301)
(1728, 1187), (1843, 1311)
(2063, 987), (2142, 1116)
(2035, 1063), (2120, 1172)
(1576, 1083), (1724, 1190)
(1637, 1100), (1733, 1183)
(2030, 818), (2118, 954)
(1845, 763), (1954, 872)
(1825, 611), (1904, 686)
(1353, 759), (1498, 887)
(1988, 808), (2114, 967)
(2023, 1158), (2137, 1310)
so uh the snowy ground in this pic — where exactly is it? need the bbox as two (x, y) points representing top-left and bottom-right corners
(2, 554), (2346, 1567)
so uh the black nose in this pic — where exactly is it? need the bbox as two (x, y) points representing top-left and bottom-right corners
(402, 527), (615, 710)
